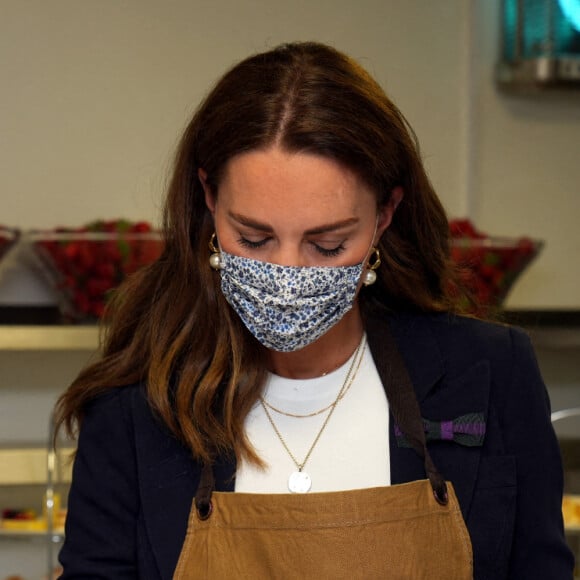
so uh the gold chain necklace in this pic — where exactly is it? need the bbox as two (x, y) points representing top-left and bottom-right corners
(260, 339), (366, 419)
(259, 336), (366, 493)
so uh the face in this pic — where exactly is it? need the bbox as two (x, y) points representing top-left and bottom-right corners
(201, 146), (401, 268)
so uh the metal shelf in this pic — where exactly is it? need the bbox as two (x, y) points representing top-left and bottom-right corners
(1, 310), (579, 351)
(527, 328), (580, 350)
(0, 325), (100, 351)
(502, 310), (580, 350)
(0, 527), (64, 542)
(0, 447), (73, 485)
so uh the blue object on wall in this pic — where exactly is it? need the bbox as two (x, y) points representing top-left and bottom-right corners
(497, 0), (580, 90)
(502, 0), (580, 59)
(559, 0), (580, 32)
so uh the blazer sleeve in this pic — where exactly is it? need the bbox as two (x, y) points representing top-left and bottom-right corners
(59, 389), (140, 579)
(503, 328), (574, 578)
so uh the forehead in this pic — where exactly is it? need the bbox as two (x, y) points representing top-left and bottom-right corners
(217, 147), (376, 219)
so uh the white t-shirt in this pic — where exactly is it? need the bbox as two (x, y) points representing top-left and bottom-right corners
(235, 338), (390, 493)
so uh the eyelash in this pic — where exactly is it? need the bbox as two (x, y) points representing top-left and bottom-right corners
(315, 243), (345, 257)
(237, 237), (346, 257)
(237, 236), (269, 249)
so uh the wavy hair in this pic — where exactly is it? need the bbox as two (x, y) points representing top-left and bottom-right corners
(56, 42), (459, 464)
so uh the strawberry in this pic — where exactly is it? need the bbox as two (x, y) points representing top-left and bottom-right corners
(32, 220), (164, 321)
(448, 219), (542, 314)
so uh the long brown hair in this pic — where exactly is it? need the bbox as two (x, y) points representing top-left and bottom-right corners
(56, 42), (458, 464)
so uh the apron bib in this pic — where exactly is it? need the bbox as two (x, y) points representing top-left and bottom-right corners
(174, 315), (474, 578)
(173, 480), (472, 579)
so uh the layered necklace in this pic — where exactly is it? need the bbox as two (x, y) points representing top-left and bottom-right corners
(259, 336), (366, 493)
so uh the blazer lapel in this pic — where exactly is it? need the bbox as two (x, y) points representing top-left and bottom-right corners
(365, 309), (445, 487)
(420, 359), (490, 519)
(365, 309), (491, 520)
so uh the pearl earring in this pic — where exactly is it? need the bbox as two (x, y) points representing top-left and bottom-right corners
(208, 233), (224, 270)
(362, 248), (381, 286)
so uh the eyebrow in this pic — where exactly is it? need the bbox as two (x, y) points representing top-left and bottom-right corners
(229, 212), (359, 235)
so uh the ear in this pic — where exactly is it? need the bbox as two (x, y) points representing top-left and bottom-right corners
(375, 186), (403, 243)
(199, 168), (216, 215)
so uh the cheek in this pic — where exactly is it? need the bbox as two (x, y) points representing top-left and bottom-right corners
(351, 238), (375, 265)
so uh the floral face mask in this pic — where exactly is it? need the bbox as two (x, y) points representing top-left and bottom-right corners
(218, 252), (365, 352)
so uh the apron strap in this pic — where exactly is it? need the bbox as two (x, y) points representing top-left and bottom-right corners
(363, 304), (448, 505)
(193, 303), (448, 510)
(195, 460), (215, 520)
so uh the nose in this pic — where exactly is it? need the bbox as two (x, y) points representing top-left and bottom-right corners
(268, 244), (305, 267)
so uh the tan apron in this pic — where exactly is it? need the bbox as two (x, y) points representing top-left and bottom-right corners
(173, 479), (472, 579)
(174, 318), (474, 578)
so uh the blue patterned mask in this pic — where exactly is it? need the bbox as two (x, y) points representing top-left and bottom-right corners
(218, 252), (364, 352)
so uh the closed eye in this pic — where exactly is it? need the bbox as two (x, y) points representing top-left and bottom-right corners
(237, 236), (346, 256)
(311, 242), (346, 257)
(237, 236), (270, 249)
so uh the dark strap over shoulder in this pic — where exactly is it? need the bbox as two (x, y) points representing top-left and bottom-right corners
(363, 305), (448, 505)
(195, 461), (215, 519)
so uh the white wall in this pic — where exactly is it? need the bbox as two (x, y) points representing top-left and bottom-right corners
(0, 0), (578, 308)
(0, 0), (468, 226)
(472, 1), (580, 308)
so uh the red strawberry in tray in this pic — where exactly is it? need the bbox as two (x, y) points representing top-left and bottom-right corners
(448, 219), (543, 315)
(27, 220), (164, 322)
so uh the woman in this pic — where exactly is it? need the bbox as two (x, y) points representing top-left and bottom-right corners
(57, 42), (573, 578)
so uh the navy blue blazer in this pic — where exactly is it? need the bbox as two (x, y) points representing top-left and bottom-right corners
(59, 311), (574, 579)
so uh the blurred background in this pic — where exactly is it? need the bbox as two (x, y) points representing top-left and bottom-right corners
(0, 0), (579, 577)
